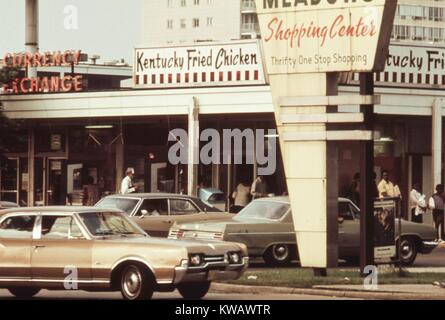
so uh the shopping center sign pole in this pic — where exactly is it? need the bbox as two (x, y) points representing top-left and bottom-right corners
(255, 0), (397, 270)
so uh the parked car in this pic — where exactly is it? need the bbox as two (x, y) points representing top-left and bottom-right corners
(95, 193), (233, 237)
(0, 207), (248, 300)
(199, 188), (226, 211)
(169, 197), (437, 266)
(0, 201), (19, 210)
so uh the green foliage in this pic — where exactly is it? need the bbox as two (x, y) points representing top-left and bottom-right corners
(0, 66), (20, 85)
(0, 66), (25, 168)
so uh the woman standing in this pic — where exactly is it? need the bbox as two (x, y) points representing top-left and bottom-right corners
(231, 180), (251, 213)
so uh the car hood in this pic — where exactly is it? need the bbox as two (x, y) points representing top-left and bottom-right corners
(100, 235), (244, 254)
(173, 217), (272, 232)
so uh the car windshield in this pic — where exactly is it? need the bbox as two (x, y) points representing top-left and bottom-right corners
(95, 198), (139, 215)
(78, 212), (146, 237)
(235, 201), (289, 221)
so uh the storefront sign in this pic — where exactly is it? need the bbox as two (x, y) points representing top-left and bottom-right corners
(1, 50), (86, 94)
(374, 199), (396, 260)
(348, 44), (445, 87)
(134, 41), (266, 88)
(255, 0), (397, 73)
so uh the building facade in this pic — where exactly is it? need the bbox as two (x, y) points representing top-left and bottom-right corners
(140, 0), (260, 45)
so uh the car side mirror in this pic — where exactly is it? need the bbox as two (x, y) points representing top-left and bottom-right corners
(140, 209), (149, 219)
(338, 217), (345, 225)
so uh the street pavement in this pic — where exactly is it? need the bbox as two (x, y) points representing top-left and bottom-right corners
(0, 289), (356, 300)
(1, 247), (443, 300)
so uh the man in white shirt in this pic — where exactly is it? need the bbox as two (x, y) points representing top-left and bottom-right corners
(121, 167), (138, 194)
(378, 170), (401, 198)
(409, 183), (426, 223)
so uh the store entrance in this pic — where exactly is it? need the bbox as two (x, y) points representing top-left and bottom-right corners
(0, 157), (29, 206)
(34, 157), (67, 206)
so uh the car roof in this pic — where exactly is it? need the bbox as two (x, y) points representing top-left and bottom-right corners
(0, 206), (123, 215)
(103, 193), (200, 200)
(255, 196), (351, 204)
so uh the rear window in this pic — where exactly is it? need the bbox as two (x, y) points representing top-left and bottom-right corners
(235, 201), (289, 221)
(95, 198), (139, 215)
(193, 198), (222, 212)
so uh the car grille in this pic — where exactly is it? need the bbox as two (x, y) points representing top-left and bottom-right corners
(169, 229), (224, 241)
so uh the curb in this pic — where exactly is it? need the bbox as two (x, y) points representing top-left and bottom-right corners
(210, 283), (445, 300)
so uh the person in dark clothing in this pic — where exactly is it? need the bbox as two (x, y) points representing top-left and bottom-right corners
(429, 184), (445, 242)
(348, 172), (360, 206)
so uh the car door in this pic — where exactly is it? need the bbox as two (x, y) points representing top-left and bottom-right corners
(0, 214), (36, 280)
(131, 198), (169, 237)
(338, 201), (360, 258)
(31, 214), (92, 285)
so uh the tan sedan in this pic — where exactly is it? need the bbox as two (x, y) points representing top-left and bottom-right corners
(0, 207), (248, 300)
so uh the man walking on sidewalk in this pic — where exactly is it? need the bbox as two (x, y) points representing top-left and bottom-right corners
(429, 184), (445, 243)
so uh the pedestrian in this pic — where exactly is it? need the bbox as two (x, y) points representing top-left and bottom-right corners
(378, 170), (400, 198)
(409, 182), (427, 224)
(231, 180), (251, 213)
(121, 167), (138, 194)
(429, 184), (445, 242)
(348, 172), (360, 206)
(83, 176), (100, 206)
(251, 176), (268, 200)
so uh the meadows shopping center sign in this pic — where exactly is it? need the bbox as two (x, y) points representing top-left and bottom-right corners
(134, 41), (266, 88)
(256, 0), (397, 73)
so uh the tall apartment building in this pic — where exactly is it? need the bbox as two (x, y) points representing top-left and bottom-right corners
(392, 0), (445, 45)
(140, 0), (259, 46)
(141, 0), (445, 46)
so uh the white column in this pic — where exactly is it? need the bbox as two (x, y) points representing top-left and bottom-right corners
(26, 0), (39, 78)
(187, 97), (199, 196)
(432, 99), (444, 193)
(115, 138), (124, 194)
(27, 130), (35, 206)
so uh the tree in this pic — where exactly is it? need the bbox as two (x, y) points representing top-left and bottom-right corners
(0, 66), (24, 169)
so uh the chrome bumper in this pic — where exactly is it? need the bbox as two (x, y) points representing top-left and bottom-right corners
(421, 241), (438, 254)
(174, 257), (249, 284)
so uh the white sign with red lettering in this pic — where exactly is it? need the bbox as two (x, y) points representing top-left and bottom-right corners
(134, 41), (266, 88)
(255, 0), (397, 73)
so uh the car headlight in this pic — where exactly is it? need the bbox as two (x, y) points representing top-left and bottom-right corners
(229, 252), (241, 264)
(189, 254), (202, 266)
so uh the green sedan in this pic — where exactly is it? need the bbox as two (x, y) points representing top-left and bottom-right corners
(169, 197), (438, 266)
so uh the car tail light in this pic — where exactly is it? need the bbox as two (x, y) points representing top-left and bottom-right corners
(213, 232), (223, 240)
(169, 230), (184, 238)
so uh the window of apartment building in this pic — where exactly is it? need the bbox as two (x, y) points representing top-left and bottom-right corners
(181, 0), (186, 7)
(393, 25), (410, 40)
(398, 5), (425, 20)
(180, 19), (186, 29)
(167, 19), (173, 29)
(428, 7), (444, 21)
(167, 0), (173, 7)
(207, 17), (213, 27)
(194, 0), (200, 5)
(193, 18), (200, 28)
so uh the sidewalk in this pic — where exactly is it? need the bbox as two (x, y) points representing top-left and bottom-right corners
(211, 283), (445, 300)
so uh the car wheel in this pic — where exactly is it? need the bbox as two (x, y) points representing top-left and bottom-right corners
(177, 281), (211, 300)
(8, 287), (41, 299)
(263, 244), (292, 266)
(398, 237), (418, 266)
(120, 264), (154, 300)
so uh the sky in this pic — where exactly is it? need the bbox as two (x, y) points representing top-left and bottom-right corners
(0, 0), (141, 64)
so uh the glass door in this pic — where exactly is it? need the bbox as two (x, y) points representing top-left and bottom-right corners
(0, 158), (19, 204)
(46, 158), (67, 206)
